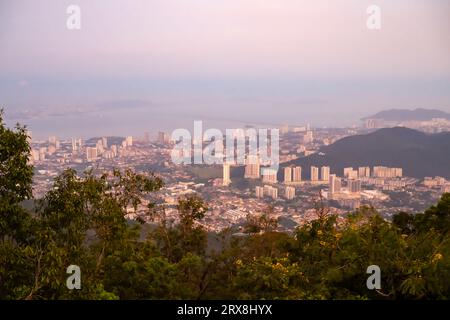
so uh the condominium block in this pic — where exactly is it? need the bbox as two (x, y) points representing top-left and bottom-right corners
(311, 166), (319, 182)
(285, 186), (295, 200)
(223, 164), (231, 186)
(321, 166), (330, 182)
(244, 155), (260, 179)
(358, 166), (371, 178)
(262, 168), (278, 184)
(284, 167), (292, 183)
(292, 166), (302, 182)
(329, 174), (342, 195)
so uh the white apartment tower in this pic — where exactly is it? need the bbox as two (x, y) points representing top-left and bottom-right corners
(244, 155), (260, 179)
(293, 166), (302, 182)
(223, 164), (231, 186)
(284, 167), (292, 183)
(311, 166), (319, 182)
(285, 186), (295, 200)
(321, 166), (330, 182)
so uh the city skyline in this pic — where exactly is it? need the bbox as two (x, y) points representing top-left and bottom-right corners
(2, 1), (450, 303)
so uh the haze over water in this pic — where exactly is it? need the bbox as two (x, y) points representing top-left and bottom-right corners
(1, 0), (449, 139)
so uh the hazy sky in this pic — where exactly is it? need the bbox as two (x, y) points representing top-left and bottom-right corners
(1, 0), (449, 136)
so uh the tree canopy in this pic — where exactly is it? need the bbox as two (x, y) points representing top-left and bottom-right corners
(0, 111), (449, 300)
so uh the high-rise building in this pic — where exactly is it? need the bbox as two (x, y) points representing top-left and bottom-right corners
(358, 166), (371, 178)
(293, 166), (302, 182)
(284, 167), (292, 183)
(263, 185), (278, 200)
(111, 145), (118, 157)
(158, 131), (170, 144)
(86, 147), (98, 162)
(96, 139), (104, 154)
(102, 137), (108, 149)
(348, 179), (362, 193)
(321, 166), (330, 182)
(144, 132), (150, 143)
(344, 167), (358, 179)
(223, 164), (231, 186)
(71, 138), (77, 151)
(311, 166), (319, 182)
(72, 138), (82, 152)
(285, 186), (295, 200)
(262, 169), (277, 184)
(48, 136), (57, 145)
(373, 166), (403, 178)
(303, 131), (314, 144)
(39, 147), (46, 161)
(329, 174), (342, 195)
(255, 186), (264, 198)
(244, 155), (260, 179)
(329, 174), (336, 194)
(126, 136), (133, 147)
(344, 167), (353, 177)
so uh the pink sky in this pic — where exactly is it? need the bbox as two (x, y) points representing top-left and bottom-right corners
(0, 0), (449, 128)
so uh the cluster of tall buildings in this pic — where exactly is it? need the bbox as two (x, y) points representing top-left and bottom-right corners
(372, 166), (403, 178)
(344, 166), (402, 179)
(255, 185), (278, 200)
(262, 169), (278, 183)
(87, 136), (132, 162)
(31, 136), (61, 162)
(329, 175), (361, 199)
(344, 167), (359, 179)
(223, 154), (300, 201)
(255, 185), (295, 200)
(284, 166), (330, 183)
(225, 151), (404, 203)
(158, 131), (171, 144)
(283, 166), (302, 183)
(31, 135), (135, 164)
(358, 166), (371, 178)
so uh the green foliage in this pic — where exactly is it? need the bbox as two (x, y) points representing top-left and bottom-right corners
(0, 109), (33, 241)
(1, 112), (449, 300)
(243, 205), (278, 234)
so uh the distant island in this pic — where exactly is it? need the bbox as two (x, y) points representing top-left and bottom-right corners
(362, 108), (450, 121)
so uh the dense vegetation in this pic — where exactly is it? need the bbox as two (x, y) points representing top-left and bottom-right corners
(1, 111), (449, 300)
